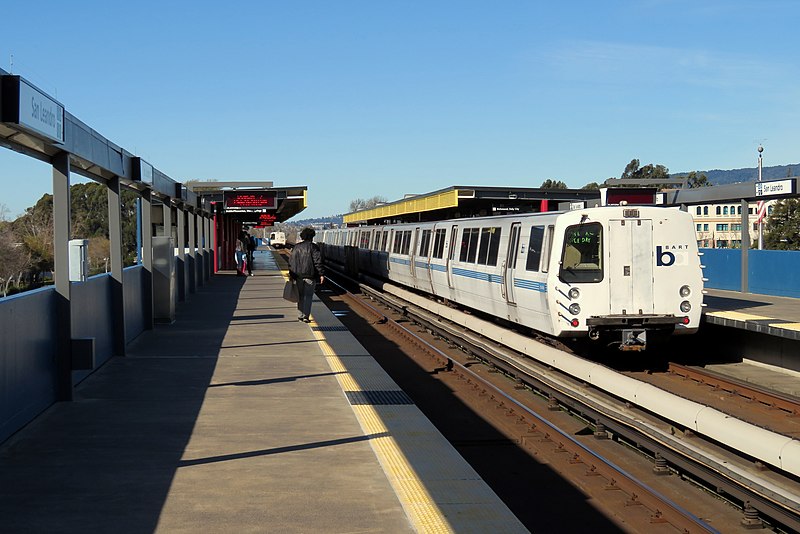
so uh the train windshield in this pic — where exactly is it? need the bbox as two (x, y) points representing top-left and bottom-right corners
(559, 223), (603, 283)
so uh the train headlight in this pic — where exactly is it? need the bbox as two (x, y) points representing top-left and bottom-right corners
(568, 288), (580, 300)
(679, 285), (691, 297)
(568, 303), (581, 315)
(680, 300), (692, 313)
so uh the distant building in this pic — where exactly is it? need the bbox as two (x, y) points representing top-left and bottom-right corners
(690, 200), (775, 248)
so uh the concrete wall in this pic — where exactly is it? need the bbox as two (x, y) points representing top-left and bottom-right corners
(0, 288), (58, 443)
(701, 248), (800, 296)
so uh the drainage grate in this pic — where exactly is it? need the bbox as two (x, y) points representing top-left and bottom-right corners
(345, 390), (414, 405)
(312, 326), (349, 332)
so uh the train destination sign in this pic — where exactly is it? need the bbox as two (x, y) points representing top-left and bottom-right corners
(224, 191), (276, 210)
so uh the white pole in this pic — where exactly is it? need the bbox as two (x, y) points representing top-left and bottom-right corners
(758, 145), (764, 250)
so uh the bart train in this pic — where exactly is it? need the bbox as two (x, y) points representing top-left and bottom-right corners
(320, 205), (704, 350)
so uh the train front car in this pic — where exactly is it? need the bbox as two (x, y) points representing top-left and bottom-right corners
(547, 206), (704, 350)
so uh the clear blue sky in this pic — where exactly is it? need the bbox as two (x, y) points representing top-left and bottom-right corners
(1, 1), (798, 220)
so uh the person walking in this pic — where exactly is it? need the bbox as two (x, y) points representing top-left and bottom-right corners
(288, 227), (325, 322)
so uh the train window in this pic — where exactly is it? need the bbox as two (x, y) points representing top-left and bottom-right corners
(432, 229), (446, 259)
(392, 232), (402, 254)
(459, 228), (480, 262)
(559, 222), (603, 283)
(525, 226), (545, 271)
(398, 231), (411, 255)
(542, 226), (554, 273)
(419, 229), (432, 256)
(477, 227), (501, 266)
(383, 231), (389, 251)
(449, 226), (458, 260)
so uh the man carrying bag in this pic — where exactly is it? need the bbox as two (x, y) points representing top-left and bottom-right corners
(287, 228), (325, 323)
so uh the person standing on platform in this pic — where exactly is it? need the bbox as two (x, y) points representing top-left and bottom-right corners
(246, 230), (257, 276)
(235, 231), (248, 276)
(288, 227), (325, 323)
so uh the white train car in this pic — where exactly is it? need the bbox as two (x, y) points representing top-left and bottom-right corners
(321, 205), (704, 350)
(268, 231), (287, 249)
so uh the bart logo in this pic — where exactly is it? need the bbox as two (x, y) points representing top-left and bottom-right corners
(656, 246), (675, 266)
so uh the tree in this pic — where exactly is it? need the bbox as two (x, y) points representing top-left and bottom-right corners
(764, 199), (800, 250)
(684, 171), (711, 188)
(349, 195), (388, 212)
(0, 220), (32, 297)
(620, 159), (670, 183)
(581, 182), (601, 190)
(539, 179), (567, 189)
(88, 236), (111, 274)
(15, 194), (55, 276)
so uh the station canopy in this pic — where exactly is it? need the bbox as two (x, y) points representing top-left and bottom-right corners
(344, 185), (599, 225)
(190, 181), (307, 228)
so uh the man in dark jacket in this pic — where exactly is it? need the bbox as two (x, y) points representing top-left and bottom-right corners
(288, 227), (325, 322)
(245, 231), (257, 276)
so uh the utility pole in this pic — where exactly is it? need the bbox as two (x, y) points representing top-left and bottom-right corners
(758, 145), (764, 250)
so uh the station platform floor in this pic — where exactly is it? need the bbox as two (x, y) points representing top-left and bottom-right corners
(703, 288), (800, 340)
(0, 249), (525, 533)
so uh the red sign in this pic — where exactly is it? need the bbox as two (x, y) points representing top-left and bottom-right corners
(224, 191), (276, 209)
(258, 213), (277, 225)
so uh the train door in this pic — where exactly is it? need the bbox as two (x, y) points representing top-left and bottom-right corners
(410, 227), (420, 280)
(387, 229), (394, 275)
(608, 219), (654, 314)
(502, 223), (522, 305)
(446, 225), (458, 288)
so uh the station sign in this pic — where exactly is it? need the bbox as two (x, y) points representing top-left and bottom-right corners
(755, 179), (795, 197)
(1, 75), (64, 144)
(224, 191), (276, 210)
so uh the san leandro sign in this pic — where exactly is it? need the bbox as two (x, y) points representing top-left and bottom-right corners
(755, 179), (795, 197)
(1, 75), (65, 144)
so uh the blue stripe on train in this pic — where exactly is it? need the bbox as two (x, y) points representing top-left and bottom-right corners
(514, 279), (547, 292)
(452, 268), (503, 284)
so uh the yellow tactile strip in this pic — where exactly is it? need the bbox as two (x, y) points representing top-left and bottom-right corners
(706, 310), (800, 332)
(772, 322), (800, 331)
(310, 324), (455, 534)
(706, 310), (770, 321)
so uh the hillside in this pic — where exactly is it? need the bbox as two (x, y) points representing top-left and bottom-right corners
(674, 164), (799, 185)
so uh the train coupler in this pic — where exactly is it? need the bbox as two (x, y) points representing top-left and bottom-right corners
(620, 329), (646, 351)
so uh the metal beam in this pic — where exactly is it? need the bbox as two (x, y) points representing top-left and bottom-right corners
(107, 176), (126, 356)
(52, 152), (73, 400)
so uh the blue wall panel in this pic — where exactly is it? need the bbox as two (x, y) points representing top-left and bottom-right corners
(748, 250), (800, 298)
(123, 265), (146, 344)
(0, 288), (58, 443)
(71, 274), (114, 383)
(699, 248), (741, 291)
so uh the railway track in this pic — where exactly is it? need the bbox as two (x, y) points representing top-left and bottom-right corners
(307, 260), (800, 533)
(319, 276), (721, 532)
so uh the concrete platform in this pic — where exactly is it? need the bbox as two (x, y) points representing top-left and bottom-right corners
(704, 288), (800, 340)
(0, 248), (525, 533)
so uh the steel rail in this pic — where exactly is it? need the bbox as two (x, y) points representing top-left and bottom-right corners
(669, 363), (800, 416)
